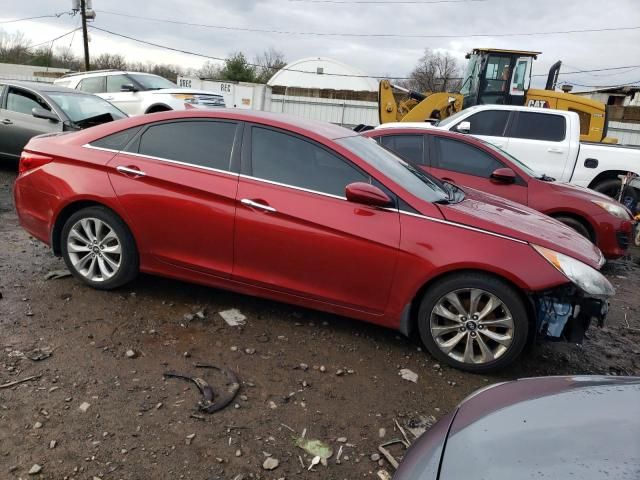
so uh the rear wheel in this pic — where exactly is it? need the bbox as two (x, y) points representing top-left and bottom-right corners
(61, 206), (138, 290)
(418, 273), (529, 373)
(554, 216), (592, 241)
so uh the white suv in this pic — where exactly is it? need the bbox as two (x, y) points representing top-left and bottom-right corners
(54, 70), (225, 116)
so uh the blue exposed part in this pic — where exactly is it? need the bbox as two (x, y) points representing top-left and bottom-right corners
(537, 297), (572, 338)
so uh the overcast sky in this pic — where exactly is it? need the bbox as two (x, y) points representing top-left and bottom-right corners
(1, 0), (639, 90)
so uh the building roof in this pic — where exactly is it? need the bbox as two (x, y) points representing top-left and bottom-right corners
(267, 57), (378, 92)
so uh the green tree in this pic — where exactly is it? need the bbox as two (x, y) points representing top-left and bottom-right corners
(219, 52), (256, 82)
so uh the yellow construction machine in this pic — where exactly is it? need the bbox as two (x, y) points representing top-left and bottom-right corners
(379, 48), (615, 143)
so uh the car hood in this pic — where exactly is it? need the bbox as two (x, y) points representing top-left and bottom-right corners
(150, 88), (224, 96)
(437, 187), (604, 269)
(435, 376), (640, 480)
(548, 180), (633, 210)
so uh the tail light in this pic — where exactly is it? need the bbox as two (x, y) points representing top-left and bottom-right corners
(19, 151), (53, 175)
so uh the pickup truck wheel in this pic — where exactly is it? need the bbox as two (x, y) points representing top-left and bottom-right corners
(417, 273), (529, 373)
(592, 178), (639, 207)
(555, 216), (592, 241)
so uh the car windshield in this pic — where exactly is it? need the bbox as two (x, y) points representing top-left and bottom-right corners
(128, 74), (177, 90)
(47, 92), (127, 124)
(338, 135), (450, 204)
(480, 140), (543, 178)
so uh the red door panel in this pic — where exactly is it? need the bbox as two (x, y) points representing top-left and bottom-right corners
(233, 178), (400, 314)
(426, 165), (528, 205)
(108, 153), (238, 277)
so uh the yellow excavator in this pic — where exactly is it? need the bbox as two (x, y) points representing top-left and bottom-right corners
(379, 48), (616, 143)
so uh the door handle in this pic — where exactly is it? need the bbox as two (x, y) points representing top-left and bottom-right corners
(1, 118), (12, 125)
(240, 198), (277, 213)
(547, 148), (564, 154)
(116, 165), (146, 177)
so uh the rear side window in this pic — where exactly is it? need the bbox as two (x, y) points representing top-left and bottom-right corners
(509, 112), (566, 142)
(434, 137), (503, 177)
(380, 135), (425, 165)
(251, 127), (370, 197)
(137, 121), (236, 171)
(90, 127), (142, 150)
(77, 76), (106, 94)
(458, 110), (510, 137)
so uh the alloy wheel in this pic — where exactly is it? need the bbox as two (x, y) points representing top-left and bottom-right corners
(430, 288), (514, 365)
(66, 217), (122, 282)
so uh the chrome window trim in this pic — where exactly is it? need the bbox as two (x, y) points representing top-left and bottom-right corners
(82, 144), (239, 178)
(238, 174), (347, 201)
(398, 210), (528, 244)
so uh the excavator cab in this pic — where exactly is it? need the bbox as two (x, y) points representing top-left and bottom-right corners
(461, 48), (538, 108)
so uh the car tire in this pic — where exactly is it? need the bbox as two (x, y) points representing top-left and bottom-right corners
(417, 272), (529, 373)
(61, 206), (138, 290)
(554, 216), (592, 241)
(593, 178), (638, 206)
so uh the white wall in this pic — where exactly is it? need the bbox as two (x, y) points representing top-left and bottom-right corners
(177, 76), (378, 127)
(0, 63), (68, 83)
(609, 121), (640, 146)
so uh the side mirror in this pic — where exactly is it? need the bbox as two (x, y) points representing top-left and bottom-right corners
(455, 121), (471, 134)
(490, 167), (517, 184)
(120, 84), (138, 92)
(32, 107), (59, 123)
(345, 182), (392, 207)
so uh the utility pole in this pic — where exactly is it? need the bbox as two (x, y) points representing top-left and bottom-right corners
(80, 0), (90, 70)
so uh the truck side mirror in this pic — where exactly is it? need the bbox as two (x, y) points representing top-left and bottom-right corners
(456, 121), (471, 134)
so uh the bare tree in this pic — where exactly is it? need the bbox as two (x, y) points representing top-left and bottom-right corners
(91, 53), (127, 70)
(197, 61), (223, 80)
(0, 30), (31, 64)
(254, 48), (286, 84)
(406, 49), (462, 93)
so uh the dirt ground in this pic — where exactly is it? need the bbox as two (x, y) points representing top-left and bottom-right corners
(1, 165), (639, 480)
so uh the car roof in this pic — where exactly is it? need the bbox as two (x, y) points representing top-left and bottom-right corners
(0, 80), (85, 94)
(70, 109), (360, 144)
(58, 70), (160, 79)
(374, 122), (437, 130)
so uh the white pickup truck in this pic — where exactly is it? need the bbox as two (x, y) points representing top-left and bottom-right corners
(382, 105), (640, 206)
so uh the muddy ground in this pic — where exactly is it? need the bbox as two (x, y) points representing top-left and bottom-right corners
(1, 165), (639, 480)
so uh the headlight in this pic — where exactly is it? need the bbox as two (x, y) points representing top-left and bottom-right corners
(171, 94), (198, 104)
(592, 200), (631, 220)
(532, 244), (615, 298)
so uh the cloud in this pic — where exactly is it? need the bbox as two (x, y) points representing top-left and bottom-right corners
(2, 0), (639, 89)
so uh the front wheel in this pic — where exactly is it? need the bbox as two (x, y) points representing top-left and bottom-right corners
(418, 273), (529, 373)
(61, 206), (139, 290)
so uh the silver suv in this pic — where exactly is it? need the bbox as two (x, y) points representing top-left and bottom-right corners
(54, 70), (225, 116)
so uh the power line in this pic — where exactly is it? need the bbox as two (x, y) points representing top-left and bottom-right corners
(26, 28), (82, 51)
(95, 10), (640, 38)
(565, 80), (640, 89)
(89, 25), (413, 79)
(286, 0), (486, 3)
(0, 12), (74, 25)
(532, 64), (640, 77)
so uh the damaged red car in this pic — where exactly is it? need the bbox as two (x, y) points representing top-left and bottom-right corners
(14, 110), (614, 372)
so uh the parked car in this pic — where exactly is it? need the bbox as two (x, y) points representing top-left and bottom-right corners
(14, 110), (614, 372)
(393, 375), (640, 480)
(0, 80), (127, 163)
(54, 70), (225, 116)
(364, 127), (634, 259)
(380, 105), (640, 210)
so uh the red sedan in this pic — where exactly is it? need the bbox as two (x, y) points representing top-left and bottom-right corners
(14, 110), (614, 372)
(364, 126), (634, 259)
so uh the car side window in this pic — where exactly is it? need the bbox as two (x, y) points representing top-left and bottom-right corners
(457, 110), (510, 137)
(434, 137), (503, 177)
(106, 75), (132, 93)
(90, 127), (142, 151)
(251, 127), (370, 197)
(5, 87), (51, 115)
(509, 112), (566, 142)
(137, 121), (236, 171)
(380, 135), (425, 165)
(77, 76), (106, 94)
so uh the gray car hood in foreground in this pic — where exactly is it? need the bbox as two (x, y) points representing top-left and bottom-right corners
(394, 376), (640, 480)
